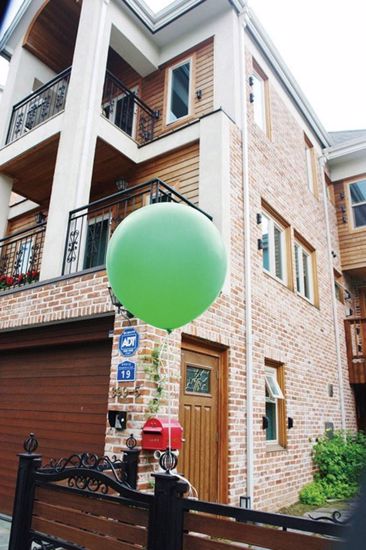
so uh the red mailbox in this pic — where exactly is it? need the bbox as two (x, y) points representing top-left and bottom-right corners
(141, 417), (183, 450)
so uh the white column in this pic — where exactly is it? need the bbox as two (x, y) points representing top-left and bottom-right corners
(0, 174), (13, 239)
(40, 0), (111, 280)
(199, 110), (232, 293)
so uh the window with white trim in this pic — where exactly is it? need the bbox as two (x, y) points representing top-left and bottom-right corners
(349, 179), (366, 228)
(265, 366), (284, 444)
(262, 212), (287, 284)
(294, 241), (314, 302)
(304, 136), (317, 194)
(251, 60), (270, 136)
(167, 59), (191, 124)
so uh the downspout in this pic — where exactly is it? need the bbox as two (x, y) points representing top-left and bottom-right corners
(319, 155), (346, 430)
(237, 4), (254, 506)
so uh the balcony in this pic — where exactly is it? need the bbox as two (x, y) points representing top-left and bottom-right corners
(102, 71), (159, 144)
(5, 68), (159, 146)
(62, 179), (211, 276)
(0, 222), (46, 291)
(6, 68), (71, 144)
(344, 317), (366, 383)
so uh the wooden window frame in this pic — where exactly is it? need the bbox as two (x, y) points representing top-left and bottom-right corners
(293, 233), (319, 306)
(265, 360), (286, 449)
(346, 177), (366, 231)
(165, 56), (194, 128)
(252, 59), (271, 139)
(261, 201), (292, 289)
(304, 134), (318, 197)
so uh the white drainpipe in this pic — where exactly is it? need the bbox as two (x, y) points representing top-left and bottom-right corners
(237, 6), (254, 506)
(319, 156), (346, 430)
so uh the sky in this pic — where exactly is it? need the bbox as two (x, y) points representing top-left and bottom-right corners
(1, 0), (365, 132)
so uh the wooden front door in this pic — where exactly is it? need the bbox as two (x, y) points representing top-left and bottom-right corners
(179, 344), (225, 502)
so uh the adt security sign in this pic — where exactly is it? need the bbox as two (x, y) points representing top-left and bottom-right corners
(117, 361), (136, 382)
(119, 327), (139, 357)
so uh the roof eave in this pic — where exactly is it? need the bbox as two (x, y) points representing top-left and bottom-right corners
(244, 8), (332, 149)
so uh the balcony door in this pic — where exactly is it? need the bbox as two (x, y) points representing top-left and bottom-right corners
(103, 86), (138, 138)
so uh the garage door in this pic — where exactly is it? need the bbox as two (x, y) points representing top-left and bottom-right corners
(0, 316), (114, 515)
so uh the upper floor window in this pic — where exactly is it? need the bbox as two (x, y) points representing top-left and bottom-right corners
(251, 60), (270, 136)
(349, 179), (366, 228)
(294, 239), (316, 303)
(167, 59), (192, 124)
(262, 210), (287, 284)
(265, 363), (285, 446)
(304, 135), (317, 195)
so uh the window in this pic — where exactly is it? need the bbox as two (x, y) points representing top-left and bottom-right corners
(262, 212), (287, 284)
(83, 216), (110, 269)
(251, 60), (270, 136)
(103, 87), (137, 137)
(265, 363), (285, 446)
(15, 240), (32, 274)
(294, 240), (316, 303)
(167, 59), (191, 124)
(304, 135), (317, 195)
(334, 270), (344, 303)
(349, 179), (366, 228)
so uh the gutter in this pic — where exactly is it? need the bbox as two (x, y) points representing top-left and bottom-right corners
(237, 3), (254, 507)
(319, 155), (346, 431)
(324, 138), (366, 161)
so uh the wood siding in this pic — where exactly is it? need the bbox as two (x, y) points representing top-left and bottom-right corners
(130, 142), (200, 205)
(334, 179), (366, 273)
(0, 317), (113, 515)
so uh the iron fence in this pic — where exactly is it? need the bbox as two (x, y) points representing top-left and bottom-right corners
(62, 178), (211, 276)
(6, 67), (71, 144)
(102, 70), (159, 143)
(0, 223), (46, 291)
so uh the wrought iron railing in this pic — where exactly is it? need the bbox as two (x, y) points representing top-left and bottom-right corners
(0, 223), (46, 291)
(6, 67), (71, 144)
(102, 70), (159, 144)
(62, 178), (211, 276)
(345, 317), (366, 383)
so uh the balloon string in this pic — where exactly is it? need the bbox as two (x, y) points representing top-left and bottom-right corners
(160, 330), (173, 456)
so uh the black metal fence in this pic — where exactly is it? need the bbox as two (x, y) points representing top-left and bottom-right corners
(6, 68), (71, 144)
(8, 434), (347, 550)
(62, 178), (211, 276)
(102, 70), (159, 143)
(0, 223), (46, 291)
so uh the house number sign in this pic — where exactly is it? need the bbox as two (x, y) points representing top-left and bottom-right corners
(117, 361), (136, 382)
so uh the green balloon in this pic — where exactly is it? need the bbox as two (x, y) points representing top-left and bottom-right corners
(106, 203), (227, 330)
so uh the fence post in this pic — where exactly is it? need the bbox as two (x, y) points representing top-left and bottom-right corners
(123, 448), (140, 489)
(8, 434), (42, 550)
(148, 472), (189, 550)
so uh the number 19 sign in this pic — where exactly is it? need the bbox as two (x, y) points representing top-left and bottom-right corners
(117, 361), (136, 382)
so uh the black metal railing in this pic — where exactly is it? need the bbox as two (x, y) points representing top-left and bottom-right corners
(62, 178), (211, 276)
(6, 67), (71, 144)
(0, 223), (46, 291)
(102, 70), (159, 144)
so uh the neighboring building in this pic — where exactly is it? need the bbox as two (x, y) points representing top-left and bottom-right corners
(0, 0), (363, 513)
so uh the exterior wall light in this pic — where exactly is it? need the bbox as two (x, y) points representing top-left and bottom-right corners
(115, 178), (128, 191)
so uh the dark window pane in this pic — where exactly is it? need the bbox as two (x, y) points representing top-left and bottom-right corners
(186, 366), (210, 394)
(170, 63), (190, 121)
(84, 218), (109, 269)
(115, 94), (134, 136)
(294, 244), (300, 292)
(274, 226), (283, 279)
(350, 180), (366, 204)
(303, 252), (310, 299)
(266, 401), (276, 441)
(262, 215), (270, 271)
(353, 204), (366, 227)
